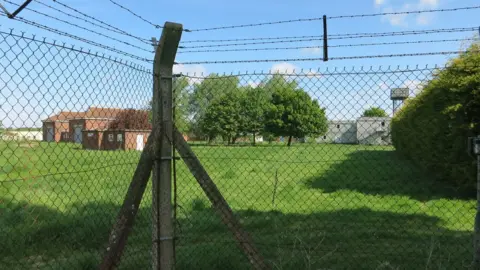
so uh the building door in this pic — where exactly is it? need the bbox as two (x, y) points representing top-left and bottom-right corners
(46, 127), (54, 142)
(136, 134), (144, 151)
(74, 126), (82, 143)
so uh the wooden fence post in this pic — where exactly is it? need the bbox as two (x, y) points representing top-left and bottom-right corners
(99, 124), (159, 269)
(152, 22), (183, 270)
(173, 127), (267, 270)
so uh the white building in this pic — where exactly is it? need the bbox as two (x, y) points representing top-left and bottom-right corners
(316, 121), (357, 144)
(356, 117), (391, 145)
(315, 117), (392, 145)
(1, 130), (42, 141)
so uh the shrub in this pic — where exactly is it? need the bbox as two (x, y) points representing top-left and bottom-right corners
(391, 44), (480, 189)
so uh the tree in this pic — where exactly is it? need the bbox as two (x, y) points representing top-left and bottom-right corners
(238, 86), (270, 145)
(264, 74), (328, 147)
(189, 74), (240, 140)
(363, 107), (388, 117)
(109, 109), (151, 130)
(0, 121), (4, 137)
(200, 90), (243, 144)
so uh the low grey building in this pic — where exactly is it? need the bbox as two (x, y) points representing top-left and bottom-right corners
(316, 120), (357, 144)
(356, 117), (391, 145)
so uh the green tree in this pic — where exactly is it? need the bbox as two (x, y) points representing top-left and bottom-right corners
(200, 90), (243, 144)
(189, 74), (240, 139)
(238, 85), (270, 145)
(264, 74), (328, 147)
(363, 107), (388, 117)
(391, 43), (480, 188)
(0, 120), (4, 137)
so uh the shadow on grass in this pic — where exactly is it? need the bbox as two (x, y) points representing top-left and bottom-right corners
(304, 150), (474, 201)
(0, 197), (474, 269)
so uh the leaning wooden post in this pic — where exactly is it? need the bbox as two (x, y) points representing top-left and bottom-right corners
(99, 124), (160, 269)
(173, 127), (268, 270)
(152, 22), (183, 270)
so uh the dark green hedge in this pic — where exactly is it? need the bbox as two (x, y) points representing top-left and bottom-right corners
(391, 45), (480, 188)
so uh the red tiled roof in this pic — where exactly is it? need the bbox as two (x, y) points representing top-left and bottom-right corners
(43, 111), (85, 122)
(84, 107), (124, 119)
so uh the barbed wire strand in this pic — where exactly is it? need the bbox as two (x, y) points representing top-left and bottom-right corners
(185, 5), (480, 32)
(0, 29), (151, 72)
(108, 0), (162, 29)
(329, 5), (480, 19)
(51, 0), (154, 43)
(3, 0), (153, 53)
(33, 0), (151, 44)
(178, 38), (474, 54)
(181, 27), (477, 44)
(0, 13), (153, 63)
(175, 51), (462, 65)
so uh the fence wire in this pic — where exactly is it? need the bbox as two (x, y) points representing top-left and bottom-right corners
(0, 30), (153, 269)
(0, 27), (479, 270)
(173, 61), (479, 269)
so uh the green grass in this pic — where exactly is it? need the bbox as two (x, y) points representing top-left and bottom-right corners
(0, 140), (476, 269)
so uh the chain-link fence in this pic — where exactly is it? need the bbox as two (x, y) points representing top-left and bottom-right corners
(0, 30), (154, 269)
(173, 61), (479, 269)
(1, 27), (479, 269)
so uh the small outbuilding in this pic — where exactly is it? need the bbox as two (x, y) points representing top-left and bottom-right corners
(356, 117), (391, 145)
(82, 129), (150, 151)
(316, 120), (357, 144)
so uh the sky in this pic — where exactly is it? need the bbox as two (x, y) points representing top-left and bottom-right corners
(0, 0), (479, 127)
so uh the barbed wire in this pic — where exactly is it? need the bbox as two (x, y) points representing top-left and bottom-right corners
(178, 38), (474, 54)
(51, 0), (153, 44)
(181, 27), (477, 45)
(108, 0), (162, 29)
(3, 0), (153, 53)
(0, 13), (153, 63)
(0, 29), (151, 72)
(180, 38), (324, 49)
(330, 27), (478, 40)
(329, 5), (480, 19)
(184, 5), (480, 32)
(175, 51), (462, 65)
(177, 45), (322, 54)
(33, 0), (151, 44)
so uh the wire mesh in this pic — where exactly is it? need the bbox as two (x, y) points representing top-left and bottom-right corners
(0, 26), (479, 270)
(0, 30), (153, 269)
(172, 62), (479, 269)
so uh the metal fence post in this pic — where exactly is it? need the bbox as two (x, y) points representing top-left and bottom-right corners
(474, 136), (480, 269)
(152, 22), (183, 270)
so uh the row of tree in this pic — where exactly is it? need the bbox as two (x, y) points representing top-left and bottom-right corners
(174, 74), (328, 146)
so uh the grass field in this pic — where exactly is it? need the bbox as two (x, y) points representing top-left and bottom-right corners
(0, 140), (476, 269)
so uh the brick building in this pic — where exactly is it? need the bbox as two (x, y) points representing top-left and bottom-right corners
(42, 107), (123, 143)
(42, 111), (85, 142)
(82, 129), (150, 151)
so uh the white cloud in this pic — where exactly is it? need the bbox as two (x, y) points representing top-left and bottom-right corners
(375, 0), (385, 6)
(381, 6), (409, 27)
(247, 81), (260, 88)
(271, 62), (299, 74)
(403, 80), (424, 95)
(379, 0), (439, 27)
(173, 64), (207, 84)
(419, 0), (438, 7)
(416, 13), (433, 25)
(301, 47), (322, 55)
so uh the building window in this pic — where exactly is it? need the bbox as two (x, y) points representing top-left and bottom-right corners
(88, 133), (94, 137)
(108, 134), (114, 142)
(323, 136), (327, 139)
(337, 124), (340, 129)
(381, 121), (385, 127)
(117, 134), (123, 142)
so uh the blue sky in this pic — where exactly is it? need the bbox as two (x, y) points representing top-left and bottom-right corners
(0, 0), (479, 127)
